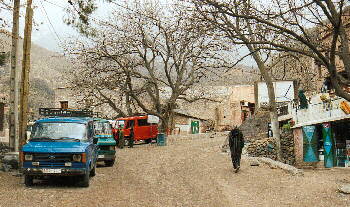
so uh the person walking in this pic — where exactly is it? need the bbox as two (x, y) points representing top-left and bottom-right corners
(128, 124), (135, 148)
(228, 127), (245, 173)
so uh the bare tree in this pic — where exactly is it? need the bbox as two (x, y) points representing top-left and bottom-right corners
(267, 52), (319, 93)
(69, 1), (228, 131)
(191, 0), (350, 101)
(64, 0), (115, 36)
(189, 0), (285, 160)
(0, 0), (12, 28)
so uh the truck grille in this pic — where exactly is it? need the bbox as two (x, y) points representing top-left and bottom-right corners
(99, 146), (110, 151)
(39, 162), (66, 167)
(33, 153), (73, 163)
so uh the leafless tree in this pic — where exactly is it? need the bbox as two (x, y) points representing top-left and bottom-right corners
(191, 0), (350, 101)
(0, 0), (12, 29)
(69, 1), (228, 131)
(64, 0), (115, 36)
(190, 0), (285, 160)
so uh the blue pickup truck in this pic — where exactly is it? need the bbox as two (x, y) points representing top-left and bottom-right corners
(21, 112), (98, 187)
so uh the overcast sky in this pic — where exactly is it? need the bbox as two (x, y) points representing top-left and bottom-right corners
(2, 0), (254, 66)
(31, 0), (114, 53)
(0, 0), (112, 52)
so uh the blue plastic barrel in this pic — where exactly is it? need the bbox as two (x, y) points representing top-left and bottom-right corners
(157, 133), (166, 146)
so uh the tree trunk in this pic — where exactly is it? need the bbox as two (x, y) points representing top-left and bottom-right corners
(251, 51), (282, 161)
(9, 0), (20, 152)
(159, 117), (168, 134)
(19, 0), (33, 150)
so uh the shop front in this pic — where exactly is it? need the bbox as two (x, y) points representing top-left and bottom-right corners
(291, 93), (350, 168)
(295, 119), (350, 168)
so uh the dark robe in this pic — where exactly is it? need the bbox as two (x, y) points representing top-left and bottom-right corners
(228, 128), (244, 169)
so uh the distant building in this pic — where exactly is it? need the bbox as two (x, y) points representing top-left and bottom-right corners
(214, 85), (255, 130)
(54, 86), (78, 109)
(178, 85), (255, 131)
(172, 109), (207, 135)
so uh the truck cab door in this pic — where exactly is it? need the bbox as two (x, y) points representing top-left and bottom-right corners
(88, 122), (98, 167)
(136, 119), (151, 140)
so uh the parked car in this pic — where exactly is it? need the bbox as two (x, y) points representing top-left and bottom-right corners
(116, 115), (159, 144)
(94, 118), (116, 166)
(21, 109), (98, 187)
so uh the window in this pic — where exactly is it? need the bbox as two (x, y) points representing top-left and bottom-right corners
(94, 122), (112, 135)
(116, 120), (125, 128)
(60, 101), (68, 109)
(138, 119), (150, 126)
(31, 122), (87, 140)
(125, 120), (135, 129)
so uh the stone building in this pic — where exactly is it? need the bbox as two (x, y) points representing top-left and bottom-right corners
(179, 85), (255, 131)
(172, 109), (208, 135)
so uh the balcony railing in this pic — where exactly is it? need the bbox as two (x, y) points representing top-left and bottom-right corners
(291, 95), (350, 127)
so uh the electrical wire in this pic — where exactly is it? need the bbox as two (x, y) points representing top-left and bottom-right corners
(42, 0), (66, 9)
(39, 0), (63, 47)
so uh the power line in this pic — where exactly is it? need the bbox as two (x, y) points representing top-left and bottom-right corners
(43, 0), (66, 9)
(39, 0), (63, 47)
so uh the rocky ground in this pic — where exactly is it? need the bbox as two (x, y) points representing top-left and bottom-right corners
(0, 133), (349, 207)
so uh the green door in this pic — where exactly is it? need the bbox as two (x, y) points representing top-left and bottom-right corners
(302, 125), (319, 162)
(191, 120), (199, 134)
(322, 123), (334, 168)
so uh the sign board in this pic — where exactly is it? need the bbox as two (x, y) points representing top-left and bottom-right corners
(147, 115), (159, 124)
(257, 81), (295, 107)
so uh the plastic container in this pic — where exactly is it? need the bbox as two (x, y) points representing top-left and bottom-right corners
(157, 133), (166, 146)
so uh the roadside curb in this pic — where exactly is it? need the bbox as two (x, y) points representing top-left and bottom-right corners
(245, 156), (304, 176)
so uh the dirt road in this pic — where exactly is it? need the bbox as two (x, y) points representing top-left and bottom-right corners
(0, 134), (349, 207)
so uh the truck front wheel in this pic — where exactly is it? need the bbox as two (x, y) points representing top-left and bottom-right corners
(90, 165), (96, 177)
(24, 175), (34, 187)
(105, 159), (115, 167)
(78, 173), (90, 187)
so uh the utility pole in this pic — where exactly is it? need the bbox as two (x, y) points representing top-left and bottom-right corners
(9, 0), (20, 152)
(19, 0), (33, 150)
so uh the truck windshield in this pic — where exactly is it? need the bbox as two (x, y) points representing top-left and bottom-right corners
(30, 122), (87, 140)
(116, 120), (125, 128)
(94, 122), (112, 136)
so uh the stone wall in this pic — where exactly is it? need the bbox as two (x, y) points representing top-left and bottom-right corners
(239, 108), (270, 142)
(246, 129), (296, 165)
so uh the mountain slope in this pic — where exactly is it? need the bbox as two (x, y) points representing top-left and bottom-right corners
(0, 30), (72, 110)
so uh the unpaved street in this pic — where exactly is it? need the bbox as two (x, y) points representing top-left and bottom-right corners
(0, 134), (350, 207)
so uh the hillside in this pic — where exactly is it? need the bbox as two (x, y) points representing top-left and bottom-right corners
(0, 30), (72, 110)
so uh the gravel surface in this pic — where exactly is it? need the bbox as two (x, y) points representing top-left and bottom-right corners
(0, 134), (349, 207)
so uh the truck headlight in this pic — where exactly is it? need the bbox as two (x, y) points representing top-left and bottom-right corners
(25, 154), (33, 161)
(110, 146), (115, 151)
(72, 154), (82, 162)
(32, 162), (39, 166)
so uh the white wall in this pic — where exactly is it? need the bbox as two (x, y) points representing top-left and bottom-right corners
(257, 81), (295, 106)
